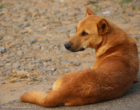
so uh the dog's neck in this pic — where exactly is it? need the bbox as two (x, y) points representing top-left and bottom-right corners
(95, 21), (127, 57)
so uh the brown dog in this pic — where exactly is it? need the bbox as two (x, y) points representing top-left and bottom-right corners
(20, 8), (139, 107)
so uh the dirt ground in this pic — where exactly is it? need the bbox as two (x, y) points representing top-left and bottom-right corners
(0, 0), (140, 109)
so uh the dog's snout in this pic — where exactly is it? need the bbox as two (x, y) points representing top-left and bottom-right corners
(64, 43), (71, 50)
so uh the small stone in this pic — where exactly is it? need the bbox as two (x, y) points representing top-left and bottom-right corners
(73, 61), (81, 66)
(16, 71), (28, 78)
(25, 38), (37, 44)
(0, 77), (6, 81)
(13, 63), (21, 69)
(69, 53), (76, 56)
(128, 13), (134, 16)
(16, 17), (27, 22)
(15, 56), (22, 61)
(12, 41), (21, 45)
(50, 82), (53, 85)
(5, 35), (15, 39)
(26, 67), (34, 71)
(11, 89), (15, 91)
(0, 62), (5, 67)
(0, 32), (5, 40)
(0, 70), (4, 75)
(22, 45), (28, 48)
(9, 53), (15, 57)
(0, 47), (7, 54)
(0, 36), (2, 40)
(17, 51), (23, 56)
(1, 81), (5, 84)
(61, 60), (70, 65)
(6, 70), (12, 75)
(32, 44), (41, 50)
(41, 46), (46, 50)
(24, 53), (33, 58)
(6, 63), (12, 66)
(16, 79), (21, 82)
(137, 24), (140, 27)
(29, 60), (41, 64)
(134, 35), (140, 39)
(28, 8), (39, 17)
(38, 68), (48, 72)
(46, 70), (53, 75)
(122, 21), (128, 24)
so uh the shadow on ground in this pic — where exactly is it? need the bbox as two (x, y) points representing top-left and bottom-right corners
(1, 73), (140, 110)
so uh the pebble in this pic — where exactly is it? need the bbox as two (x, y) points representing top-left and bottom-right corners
(5, 35), (15, 39)
(0, 47), (7, 54)
(32, 44), (41, 50)
(13, 63), (21, 69)
(6, 63), (12, 66)
(0, 62), (5, 67)
(0, 36), (3, 40)
(29, 60), (41, 64)
(1, 81), (5, 84)
(12, 41), (21, 46)
(16, 17), (27, 22)
(28, 8), (39, 17)
(9, 53), (15, 57)
(17, 51), (23, 56)
(72, 61), (81, 66)
(26, 67), (34, 71)
(16, 71), (28, 78)
(11, 89), (15, 91)
(25, 38), (37, 44)
(46, 70), (53, 75)
(16, 79), (21, 82)
(61, 60), (70, 65)
(0, 77), (6, 81)
(128, 13), (134, 16)
(134, 35), (140, 39)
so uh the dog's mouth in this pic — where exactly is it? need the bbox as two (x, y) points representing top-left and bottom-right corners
(79, 48), (85, 51)
(70, 48), (85, 52)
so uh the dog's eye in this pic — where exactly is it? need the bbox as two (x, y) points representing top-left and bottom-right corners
(81, 31), (88, 36)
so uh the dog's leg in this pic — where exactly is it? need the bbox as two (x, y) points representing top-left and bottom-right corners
(133, 72), (139, 83)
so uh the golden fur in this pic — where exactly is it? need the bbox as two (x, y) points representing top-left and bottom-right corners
(20, 8), (139, 107)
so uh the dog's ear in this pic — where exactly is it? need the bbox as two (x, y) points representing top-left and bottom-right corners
(86, 7), (95, 16)
(97, 19), (109, 35)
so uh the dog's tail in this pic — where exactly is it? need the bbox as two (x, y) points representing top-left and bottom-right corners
(20, 90), (64, 107)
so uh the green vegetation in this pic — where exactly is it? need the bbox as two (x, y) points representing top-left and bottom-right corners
(119, 0), (137, 12)
(132, 5), (135, 10)
(0, 3), (4, 9)
(119, 0), (132, 5)
(119, 0), (132, 8)
(33, 78), (42, 82)
(58, 17), (61, 21)
(90, 3), (100, 13)
(122, 7), (126, 13)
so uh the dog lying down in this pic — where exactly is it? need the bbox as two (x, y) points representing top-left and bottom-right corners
(20, 8), (139, 107)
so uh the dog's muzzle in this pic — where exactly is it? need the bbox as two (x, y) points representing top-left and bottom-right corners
(64, 43), (85, 52)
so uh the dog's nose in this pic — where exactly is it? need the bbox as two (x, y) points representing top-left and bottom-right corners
(64, 43), (71, 50)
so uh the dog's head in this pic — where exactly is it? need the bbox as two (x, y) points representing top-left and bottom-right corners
(64, 8), (110, 52)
